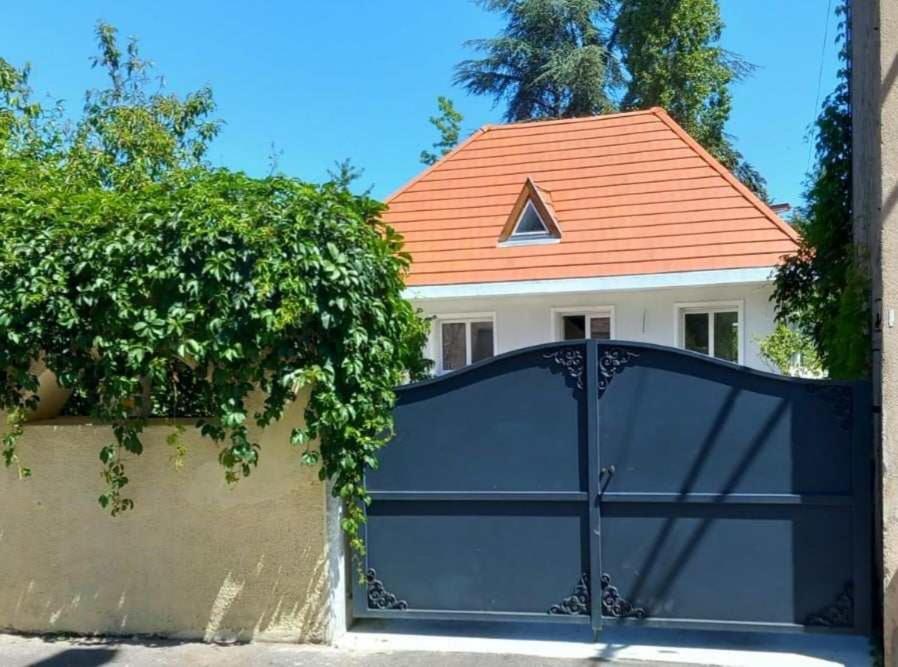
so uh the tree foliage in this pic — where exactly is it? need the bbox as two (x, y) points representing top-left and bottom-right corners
(73, 23), (220, 190)
(613, 0), (767, 200)
(327, 157), (367, 191)
(455, 0), (619, 121)
(0, 23), (430, 553)
(757, 324), (822, 376)
(454, 0), (766, 197)
(771, 4), (868, 379)
(420, 96), (464, 165)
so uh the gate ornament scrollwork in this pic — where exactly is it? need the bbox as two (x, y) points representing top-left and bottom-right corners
(805, 582), (853, 627)
(544, 349), (585, 390)
(366, 569), (408, 610)
(548, 573), (590, 615)
(548, 573), (648, 618)
(598, 348), (640, 396)
(544, 346), (640, 393)
(601, 572), (647, 619)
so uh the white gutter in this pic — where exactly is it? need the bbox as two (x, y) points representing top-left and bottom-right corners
(403, 267), (775, 300)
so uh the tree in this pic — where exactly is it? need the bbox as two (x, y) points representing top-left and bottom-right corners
(456, 0), (766, 197)
(69, 23), (220, 191)
(0, 23), (430, 555)
(771, 4), (868, 378)
(328, 157), (366, 189)
(454, 0), (618, 121)
(613, 0), (767, 199)
(757, 324), (822, 376)
(420, 96), (463, 165)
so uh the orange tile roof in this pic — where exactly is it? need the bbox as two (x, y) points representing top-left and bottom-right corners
(384, 108), (799, 287)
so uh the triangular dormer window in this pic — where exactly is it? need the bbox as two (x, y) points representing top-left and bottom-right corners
(512, 202), (550, 238)
(498, 177), (562, 246)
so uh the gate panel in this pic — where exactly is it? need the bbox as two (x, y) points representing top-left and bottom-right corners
(356, 343), (594, 623)
(368, 346), (587, 493)
(356, 340), (872, 636)
(364, 501), (589, 615)
(595, 342), (872, 633)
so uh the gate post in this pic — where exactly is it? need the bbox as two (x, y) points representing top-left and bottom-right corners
(585, 339), (603, 636)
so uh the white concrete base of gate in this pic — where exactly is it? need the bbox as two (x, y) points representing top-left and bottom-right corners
(324, 482), (348, 645)
(339, 620), (871, 667)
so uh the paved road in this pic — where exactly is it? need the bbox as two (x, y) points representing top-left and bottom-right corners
(0, 635), (692, 667)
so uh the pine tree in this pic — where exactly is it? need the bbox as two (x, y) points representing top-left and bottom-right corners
(454, 0), (618, 121)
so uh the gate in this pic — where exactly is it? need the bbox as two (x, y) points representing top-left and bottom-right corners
(354, 341), (872, 635)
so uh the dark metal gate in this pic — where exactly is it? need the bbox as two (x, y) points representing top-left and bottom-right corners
(354, 341), (872, 635)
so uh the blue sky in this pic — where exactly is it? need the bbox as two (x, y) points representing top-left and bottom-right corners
(2, 1), (840, 207)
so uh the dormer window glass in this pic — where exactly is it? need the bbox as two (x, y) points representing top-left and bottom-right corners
(511, 201), (551, 239)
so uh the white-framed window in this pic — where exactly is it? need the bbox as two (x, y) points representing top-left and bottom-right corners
(675, 301), (743, 364)
(434, 313), (496, 373)
(551, 306), (615, 342)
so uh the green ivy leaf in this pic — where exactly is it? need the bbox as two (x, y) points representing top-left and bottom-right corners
(0, 25), (432, 556)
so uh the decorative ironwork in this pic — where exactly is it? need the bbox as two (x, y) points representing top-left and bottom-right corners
(366, 569), (408, 610)
(548, 573), (590, 615)
(601, 573), (647, 619)
(597, 348), (640, 396)
(544, 348), (585, 389)
(806, 385), (853, 431)
(547, 572), (648, 619)
(805, 582), (853, 627)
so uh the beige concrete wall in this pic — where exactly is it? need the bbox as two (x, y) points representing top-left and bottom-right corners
(0, 397), (340, 643)
(853, 0), (898, 662)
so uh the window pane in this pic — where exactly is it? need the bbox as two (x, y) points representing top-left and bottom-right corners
(514, 202), (548, 235)
(441, 322), (466, 371)
(470, 321), (494, 363)
(684, 312), (709, 355)
(713, 311), (739, 362)
(562, 315), (586, 340)
(589, 316), (611, 340)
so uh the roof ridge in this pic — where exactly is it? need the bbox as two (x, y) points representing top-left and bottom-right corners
(483, 108), (660, 132)
(386, 108), (664, 204)
(383, 106), (798, 288)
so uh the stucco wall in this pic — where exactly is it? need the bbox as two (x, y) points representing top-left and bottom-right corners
(853, 0), (898, 662)
(415, 281), (778, 372)
(0, 395), (341, 643)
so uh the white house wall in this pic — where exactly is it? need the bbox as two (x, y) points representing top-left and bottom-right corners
(414, 281), (778, 372)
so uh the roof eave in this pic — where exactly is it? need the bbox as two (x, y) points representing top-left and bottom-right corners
(404, 266), (778, 301)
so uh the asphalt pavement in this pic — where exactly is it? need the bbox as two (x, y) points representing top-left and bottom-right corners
(0, 634), (700, 667)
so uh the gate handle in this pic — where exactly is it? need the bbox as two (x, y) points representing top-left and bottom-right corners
(599, 465), (616, 494)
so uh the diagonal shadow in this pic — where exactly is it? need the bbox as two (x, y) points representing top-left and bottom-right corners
(883, 178), (898, 230)
(625, 384), (739, 600)
(882, 48), (898, 114)
(629, 399), (789, 606)
(876, 49), (898, 227)
(625, 386), (789, 604)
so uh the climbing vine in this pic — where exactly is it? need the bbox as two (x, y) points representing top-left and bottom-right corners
(771, 3), (869, 379)
(0, 24), (429, 554)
